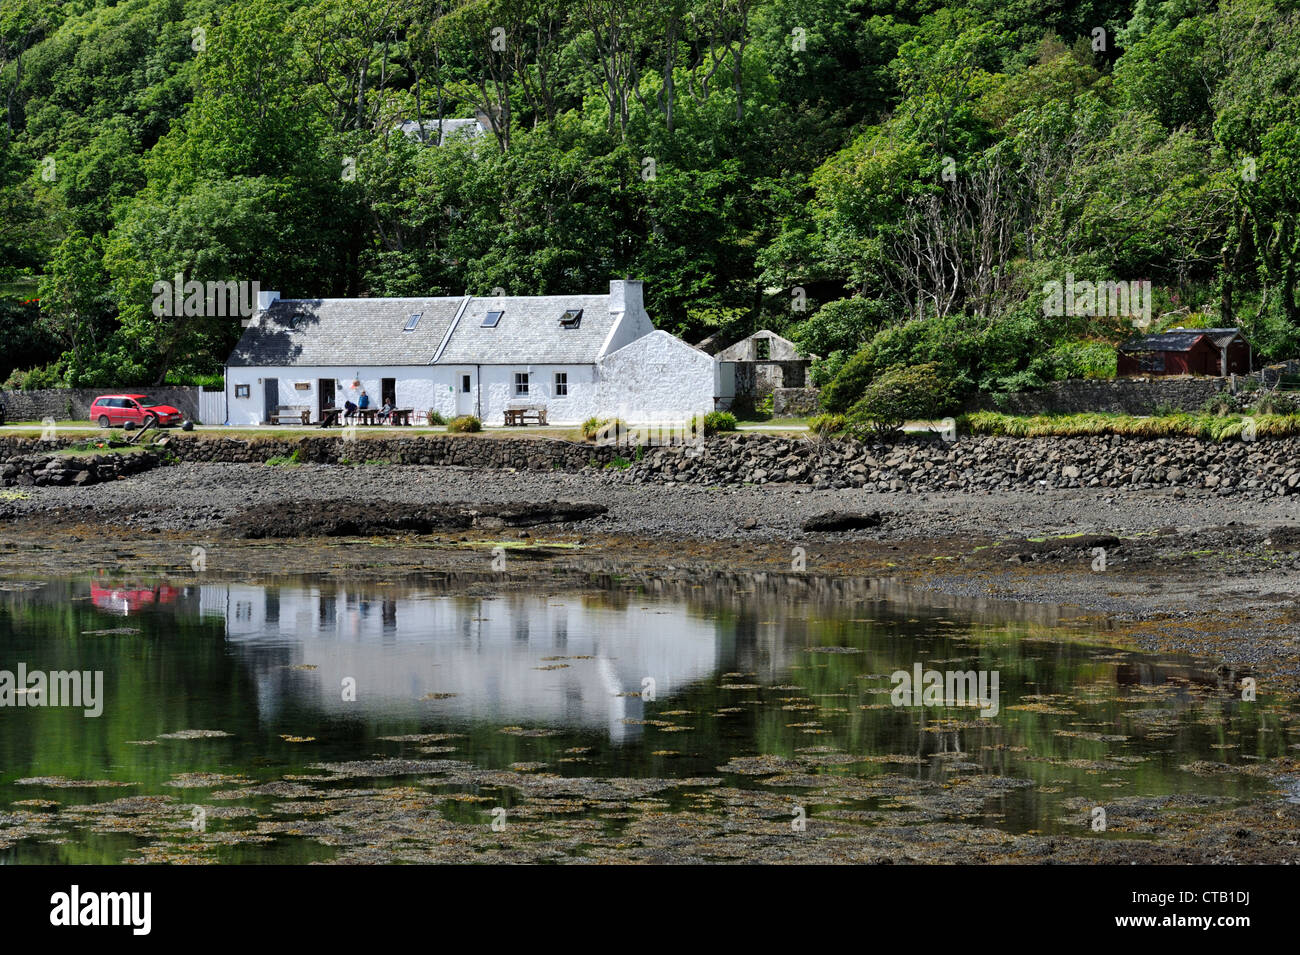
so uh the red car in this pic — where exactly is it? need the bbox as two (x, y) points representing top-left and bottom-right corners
(91, 394), (183, 428)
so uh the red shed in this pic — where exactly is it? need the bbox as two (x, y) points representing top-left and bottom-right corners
(1117, 327), (1250, 377)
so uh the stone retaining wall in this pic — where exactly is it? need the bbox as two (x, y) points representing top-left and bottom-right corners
(972, 377), (1224, 415)
(0, 387), (205, 422)
(617, 432), (1300, 497)
(164, 436), (626, 469)
(6, 431), (1300, 498)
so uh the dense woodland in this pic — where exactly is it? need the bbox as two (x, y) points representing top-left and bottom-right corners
(1, 0), (1299, 412)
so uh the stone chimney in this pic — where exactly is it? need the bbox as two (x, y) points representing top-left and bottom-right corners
(609, 279), (644, 316)
(244, 289), (280, 328)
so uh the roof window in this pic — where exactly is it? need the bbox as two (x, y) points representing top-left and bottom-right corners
(482, 310), (504, 328)
(559, 308), (582, 329)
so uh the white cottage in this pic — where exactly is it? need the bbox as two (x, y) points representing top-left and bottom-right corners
(222, 280), (718, 426)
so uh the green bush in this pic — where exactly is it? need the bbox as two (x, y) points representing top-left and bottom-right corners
(164, 371), (224, 388)
(426, 409), (447, 425)
(1040, 340), (1117, 380)
(1253, 392), (1298, 415)
(847, 362), (956, 434)
(1201, 391), (1236, 415)
(3, 361), (66, 390)
(447, 414), (482, 433)
(793, 297), (889, 358)
(821, 306), (1059, 412)
(809, 413), (847, 435)
(582, 417), (629, 442)
(702, 411), (737, 435)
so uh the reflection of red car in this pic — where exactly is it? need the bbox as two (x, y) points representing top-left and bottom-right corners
(91, 583), (179, 616)
(91, 394), (183, 429)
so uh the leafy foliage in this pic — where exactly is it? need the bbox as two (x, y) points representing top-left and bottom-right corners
(2, 0), (1300, 397)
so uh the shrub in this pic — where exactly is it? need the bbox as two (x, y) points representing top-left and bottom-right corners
(792, 297), (889, 357)
(1253, 392), (1298, 415)
(809, 413), (847, 436)
(821, 305), (1056, 411)
(702, 411), (737, 435)
(848, 362), (957, 434)
(1201, 391), (1236, 415)
(447, 414), (482, 433)
(3, 361), (66, 390)
(1041, 340), (1117, 380)
(426, 409), (446, 425)
(582, 417), (627, 442)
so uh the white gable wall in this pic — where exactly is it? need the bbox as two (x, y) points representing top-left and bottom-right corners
(592, 331), (716, 422)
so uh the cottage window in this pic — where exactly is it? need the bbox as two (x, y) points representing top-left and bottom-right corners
(461, 374), (471, 393)
(515, 372), (529, 396)
(404, 312), (422, 332)
(554, 372), (568, 396)
(755, 338), (771, 360)
(482, 310), (504, 328)
(235, 384), (250, 399)
(559, 309), (582, 329)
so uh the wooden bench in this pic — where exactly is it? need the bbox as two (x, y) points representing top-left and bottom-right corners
(270, 405), (311, 425)
(503, 405), (548, 426)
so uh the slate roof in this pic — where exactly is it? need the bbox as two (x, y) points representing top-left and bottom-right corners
(1199, 327), (1246, 348)
(226, 297), (465, 367)
(436, 294), (618, 365)
(1119, 327), (1245, 353)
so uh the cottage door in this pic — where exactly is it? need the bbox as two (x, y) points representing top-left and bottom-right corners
(318, 379), (335, 419)
(262, 378), (278, 424)
(457, 372), (475, 416)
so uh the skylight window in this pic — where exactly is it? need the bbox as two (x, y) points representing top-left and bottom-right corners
(482, 310), (504, 328)
(404, 312), (422, 332)
(559, 308), (583, 329)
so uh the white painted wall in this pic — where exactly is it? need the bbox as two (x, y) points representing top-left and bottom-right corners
(591, 331), (717, 422)
(225, 332), (718, 425)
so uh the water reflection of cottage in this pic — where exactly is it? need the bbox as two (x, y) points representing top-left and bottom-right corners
(198, 583), (720, 742)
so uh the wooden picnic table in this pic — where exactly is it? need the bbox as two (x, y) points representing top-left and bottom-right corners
(503, 406), (548, 426)
(337, 407), (413, 426)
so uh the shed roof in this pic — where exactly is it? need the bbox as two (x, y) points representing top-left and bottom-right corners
(1119, 327), (1245, 353)
(226, 297), (464, 367)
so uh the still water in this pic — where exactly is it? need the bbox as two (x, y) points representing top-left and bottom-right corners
(0, 572), (1291, 862)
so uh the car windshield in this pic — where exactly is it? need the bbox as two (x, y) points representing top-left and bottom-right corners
(134, 397), (155, 406)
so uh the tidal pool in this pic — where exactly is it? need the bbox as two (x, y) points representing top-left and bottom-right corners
(0, 572), (1294, 863)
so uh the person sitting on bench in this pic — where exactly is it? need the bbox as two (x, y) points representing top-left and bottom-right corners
(378, 399), (394, 424)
